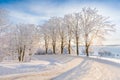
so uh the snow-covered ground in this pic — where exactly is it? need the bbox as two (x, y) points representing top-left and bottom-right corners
(77, 45), (120, 58)
(79, 55), (120, 64)
(0, 55), (120, 80)
(90, 56), (120, 63)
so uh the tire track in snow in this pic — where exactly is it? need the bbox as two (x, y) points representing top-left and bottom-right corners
(52, 58), (92, 80)
(53, 57), (120, 80)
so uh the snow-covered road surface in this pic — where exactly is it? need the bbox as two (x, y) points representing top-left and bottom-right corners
(53, 57), (120, 80)
(0, 55), (120, 80)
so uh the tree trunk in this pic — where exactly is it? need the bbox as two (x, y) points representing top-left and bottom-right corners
(61, 38), (64, 54)
(45, 38), (48, 54)
(53, 43), (56, 54)
(22, 45), (26, 61)
(18, 49), (21, 62)
(29, 49), (32, 62)
(45, 47), (48, 54)
(18, 47), (22, 62)
(18, 45), (26, 62)
(45, 42), (48, 54)
(68, 39), (71, 54)
(85, 34), (89, 57)
(85, 46), (89, 57)
(76, 37), (79, 56)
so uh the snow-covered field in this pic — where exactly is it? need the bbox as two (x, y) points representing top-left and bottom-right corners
(77, 45), (120, 58)
(0, 55), (120, 80)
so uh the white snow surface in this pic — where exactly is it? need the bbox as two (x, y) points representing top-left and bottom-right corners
(0, 55), (120, 80)
(90, 56), (120, 63)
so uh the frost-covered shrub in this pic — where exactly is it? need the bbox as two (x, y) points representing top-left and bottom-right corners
(81, 48), (94, 55)
(98, 50), (113, 57)
(35, 49), (53, 55)
(35, 49), (45, 55)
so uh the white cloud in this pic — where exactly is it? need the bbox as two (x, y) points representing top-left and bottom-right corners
(8, 0), (120, 44)
(8, 0), (120, 25)
(9, 10), (50, 24)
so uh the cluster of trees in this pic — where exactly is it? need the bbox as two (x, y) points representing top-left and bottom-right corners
(0, 9), (40, 62)
(40, 8), (115, 56)
(0, 7), (115, 62)
(0, 24), (40, 62)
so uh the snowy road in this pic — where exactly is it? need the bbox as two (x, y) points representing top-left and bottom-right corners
(53, 57), (120, 80)
(0, 55), (120, 80)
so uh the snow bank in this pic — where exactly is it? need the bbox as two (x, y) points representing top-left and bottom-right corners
(89, 56), (120, 64)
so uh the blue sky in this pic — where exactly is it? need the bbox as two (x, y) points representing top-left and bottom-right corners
(0, 0), (120, 45)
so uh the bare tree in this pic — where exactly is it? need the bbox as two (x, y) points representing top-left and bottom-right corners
(9, 24), (39, 62)
(64, 14), (74, 54)
(80, 8), (115, 56)
(27, 25), (40, 61)
(40, 24), (50, 54)
(47, 17), (58, 54)
(73, 13), (82, 56)
(64, 13), (82, 56)
(57, 17), (67, 54)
